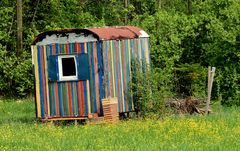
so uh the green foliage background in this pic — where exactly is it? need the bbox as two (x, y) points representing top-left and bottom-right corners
(0, 0), (240, 106)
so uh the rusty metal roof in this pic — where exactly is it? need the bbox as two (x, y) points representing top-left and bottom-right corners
(32, 26), (149, 45)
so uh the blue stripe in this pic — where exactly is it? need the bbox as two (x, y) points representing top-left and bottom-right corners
(46, 45), (52, 116)
(106, 41), (111, 97)
(73, 43), (75, 53)
(58, 82), (63, 116)
(68, 43), (71, 53)
(91, 43), (97, 113)
(56, 44), (60, 81)
(100, 42), (106, 99)
(148, 38), (151, 66)
(59, 44), (63, 54)
(130, 39), (134, 59)
(55, 44), (63, 116)
(69, 43), (72, 53)
(49, 44), (53, 55)
(48, 45), (55, 116)
(104, 42), (108, 97)
(72, 43), (75, 53)
(136, 39), (139, 61)
(51, 84), (55, 116)
(81, 43), (84, 53)
(97, 41), (103, 115)
(37, 46), (44, 118)
(48, 84), (52, 116)
(81, 41), (86, 118)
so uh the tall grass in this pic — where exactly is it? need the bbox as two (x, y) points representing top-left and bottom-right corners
(0, 99), (240, 150)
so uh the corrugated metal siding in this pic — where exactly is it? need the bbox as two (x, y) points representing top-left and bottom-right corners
(33, 37), (150, 119)
(33, 42), (103, 119)
(102, 38), (150, 113)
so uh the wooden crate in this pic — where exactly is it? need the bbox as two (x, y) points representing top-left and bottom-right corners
(102, 97), (119, 123)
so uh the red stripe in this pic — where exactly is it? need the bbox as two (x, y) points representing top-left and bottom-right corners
(80, 43), (83, 53)
(80, 81), (84, 116)
(77, 81), (82, 115)
(68, 83), (73, 116)
(52, 44), (56, 54)
(65, 44), (69, 54)
(76, 43), (80, 53)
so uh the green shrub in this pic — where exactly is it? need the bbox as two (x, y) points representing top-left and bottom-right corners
(174, 63), (207, 98)
(216, 66), (240, 106)
(0, 47), (33, 97)
(131, 62), (173, 117)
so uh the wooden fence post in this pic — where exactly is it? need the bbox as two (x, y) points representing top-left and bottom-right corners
(205, 66), (215, 115)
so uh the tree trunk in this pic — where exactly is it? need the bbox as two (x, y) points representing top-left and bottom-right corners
(124, 0), (128, 25)
(158, 0), (161, 9)
(17, 0), (23, 57)
(187, 0), (192, 15)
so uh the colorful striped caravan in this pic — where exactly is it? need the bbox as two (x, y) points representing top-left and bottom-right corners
(31, 26), (150, 120)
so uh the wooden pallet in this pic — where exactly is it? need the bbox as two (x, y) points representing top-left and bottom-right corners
(102, 97), (119, 123)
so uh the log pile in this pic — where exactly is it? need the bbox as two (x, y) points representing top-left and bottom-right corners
(166, 96), (211, 115)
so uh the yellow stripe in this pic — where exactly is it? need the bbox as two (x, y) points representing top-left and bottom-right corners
(111, 41), (116, 97)
(84, 43), (91, 114)
(144, 38), (149, 64)
(33, 46), (41, 118)
(43, 46), (50, 117)
(128, 39), (131, 68)
(87, 80), (91, 114)
(128, 40), (134, 110)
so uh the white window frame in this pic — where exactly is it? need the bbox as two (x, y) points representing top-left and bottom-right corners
(58, 55), (78, 81)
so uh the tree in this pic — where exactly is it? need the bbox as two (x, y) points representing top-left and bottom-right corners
(187, 0), (192, 15)
(16, 0), (23, 56)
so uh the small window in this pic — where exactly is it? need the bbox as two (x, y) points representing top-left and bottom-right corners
(58, 55), (78, 81)
(48, 53), (89, 82)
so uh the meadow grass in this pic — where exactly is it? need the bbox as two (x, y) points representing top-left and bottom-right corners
(0, 98), (240, 151)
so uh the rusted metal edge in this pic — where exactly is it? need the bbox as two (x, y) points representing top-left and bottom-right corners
(40, 117), (87, 121)
(31, 26), (148, 45)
